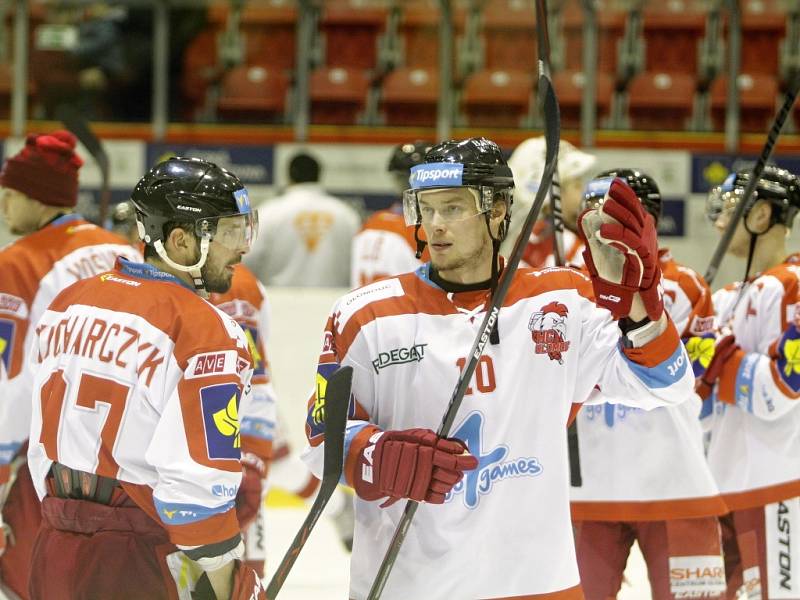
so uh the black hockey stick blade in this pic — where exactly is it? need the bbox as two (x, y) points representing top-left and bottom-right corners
(704, 82), (799, 285)
(366, 70), (561, 600)
(55, 104), (111, 225)
(266, 365), (353, 599)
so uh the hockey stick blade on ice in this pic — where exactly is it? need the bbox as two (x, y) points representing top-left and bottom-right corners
(365, 57), (562, 600)
(55, 104), (111, 225)
(266, 365), (353, 599)
(704, 82), (799, 285)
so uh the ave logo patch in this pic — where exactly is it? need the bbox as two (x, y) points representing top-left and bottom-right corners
(529, 301), (571, 364)
(446, 411), (542, 509)
(200, 383), (241, 460)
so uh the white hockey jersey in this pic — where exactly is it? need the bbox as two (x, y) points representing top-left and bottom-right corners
(705, 254), (800, 511)
(210, 264), (277, 465)
(244, 183), (361, 287)
(571, 250), (726, 520)
(301, 265), (694, 599)
(28, 258), (253, 551)
(350, 206), (427, 288)
(0, 214), (140, 481)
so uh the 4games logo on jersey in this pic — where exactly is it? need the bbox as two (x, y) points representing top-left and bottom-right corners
(528, 301), (571, 364)
(446, 411), (543, 510)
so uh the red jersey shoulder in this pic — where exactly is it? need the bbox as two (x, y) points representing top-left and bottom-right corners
(508, 265), (593, 305)
(359, 208), (429, 260)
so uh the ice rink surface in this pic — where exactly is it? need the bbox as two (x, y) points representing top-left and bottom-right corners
(265, 506), (653, 600)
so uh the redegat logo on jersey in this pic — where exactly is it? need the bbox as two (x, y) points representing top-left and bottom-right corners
(200, 383), (241, 460)
(0, 319), (14, 372)
(409, 162), (464, 189)
(446, 411), (542, 509)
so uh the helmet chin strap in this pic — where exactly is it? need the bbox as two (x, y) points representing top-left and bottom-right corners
(153, 236), (211, 298)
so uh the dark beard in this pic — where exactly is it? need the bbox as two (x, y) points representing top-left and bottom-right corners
(201, 261), (235, 293)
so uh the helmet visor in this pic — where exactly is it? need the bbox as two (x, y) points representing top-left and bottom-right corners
(198, 211), (259, 253)
(402, 186), (492, 226)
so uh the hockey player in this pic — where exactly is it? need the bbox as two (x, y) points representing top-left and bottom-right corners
(0, 131), (140, 599)
(699, 165), (800, 599)
(27, 157), (266, 599)
(302, 137), (694, 599)
(570, 170), (728, 600)
(350, 141), (432, 287)
(506, 136), (596, 267)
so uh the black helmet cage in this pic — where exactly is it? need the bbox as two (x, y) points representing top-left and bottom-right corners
(706, 165), (800, 230)
(583, 168), (662, 224)
(403, 137), (515, 241)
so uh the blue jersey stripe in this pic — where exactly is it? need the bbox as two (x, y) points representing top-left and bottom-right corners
(153, 497), (235, 526)
(623, 343), (688, 389)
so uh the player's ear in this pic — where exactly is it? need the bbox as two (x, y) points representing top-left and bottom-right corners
(749, 199), (773, 233)
(164, 224), (195, 262)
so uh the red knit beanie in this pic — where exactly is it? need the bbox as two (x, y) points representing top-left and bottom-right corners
(0, 130), (83, 207)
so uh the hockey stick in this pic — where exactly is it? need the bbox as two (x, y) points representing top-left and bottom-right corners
(534, 0), (582, 488)
(365, 28), (561, 600)
(704, 82), (800, 285)
(55, 104), (111, 225)
(266, 365), (353, 599)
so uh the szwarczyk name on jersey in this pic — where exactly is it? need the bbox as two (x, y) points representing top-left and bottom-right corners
(371, 343), (427, 373)
(35, 315), (165, 386)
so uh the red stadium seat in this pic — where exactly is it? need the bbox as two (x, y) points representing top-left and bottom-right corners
(216, 65), (288, 122)
(627, 71), (696, 131)
(710, 73), (778, 133)
(321, 2), (388, 70)
(562, 0), (626, 73)
(553, 70), (614, 130)
(310, 67), (371, 125)
(642, 4), (707, 74)
(381, 66), (439, 127)
(461, 69), (533, 127)
(740, 0), (786, 75)
(481, 0), (537, 72)
(399, 0), (468, 69)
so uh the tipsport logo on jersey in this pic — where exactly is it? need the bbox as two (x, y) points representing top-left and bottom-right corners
(446, 411), (543, 510)
(200, 383), (241, 460)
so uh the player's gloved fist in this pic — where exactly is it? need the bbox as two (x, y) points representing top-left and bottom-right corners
(695, 335), (740, 401)
(235, 452), (267, 529)
(354, 428), (478, 506)
(578, 178), (663, 321)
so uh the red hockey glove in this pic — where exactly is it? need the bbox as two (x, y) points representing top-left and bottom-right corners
(236, 452), (266, 529)
(695, 335), (740, 401)
(354, 428), (478, 506)
(230, 560), (267, 600)
(578, 178), (663, 321)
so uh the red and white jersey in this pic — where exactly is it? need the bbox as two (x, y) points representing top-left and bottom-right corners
(521, 220), (585, 269)
(301, 265), (694, 599)
(28, 258), (253, 551)
(350, 206), (428, 288)
(210, 264), (277, 465)
(706, 254), (800, 511)
(0, 215), (140, 478)
(571, 250), (726, 520)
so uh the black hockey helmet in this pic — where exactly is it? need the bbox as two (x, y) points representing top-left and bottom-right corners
(403, 137), (514, 235)
(582, 168), (662, 224)
(130, 156), (257, 293)
(387, 141), (433, 174)
(706, 164), (800, 229)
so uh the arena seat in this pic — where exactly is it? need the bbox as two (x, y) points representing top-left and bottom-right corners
(480, 0), (537, 72)
(310, 66), (371, 125)
(740, 0), (786, 75)
(321, 1), (388, 70)
(380, 66), (439, 127)
(553, 70), (613, 130)
(642, 4), (707, 74)
(710, 73), (778, 133)
(561, 0), (626, 73)
(399, 0), (467, 69)
(461, 69), (533, 127)
(627, 71), (696, 131)
(216, 65), (288, 122)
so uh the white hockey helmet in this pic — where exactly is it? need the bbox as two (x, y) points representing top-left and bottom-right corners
(507, 137), (596, 209)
